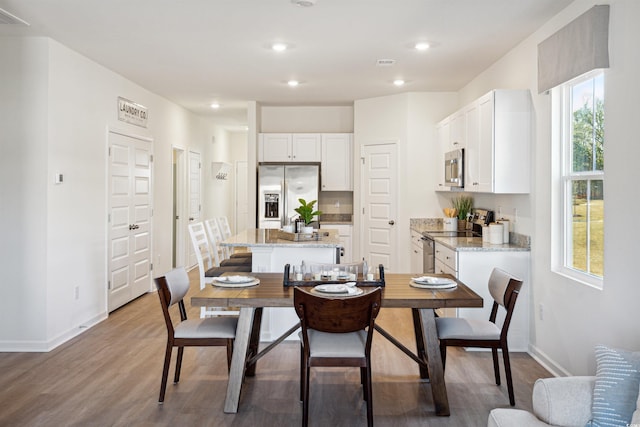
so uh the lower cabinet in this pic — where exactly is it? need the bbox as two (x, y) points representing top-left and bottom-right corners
(324, 224), (352, 262)
(434, 242), (530, 351)
(410, 230), (423, 273)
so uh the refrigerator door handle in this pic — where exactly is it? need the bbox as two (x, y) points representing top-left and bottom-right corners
(282, 180), (287, 228)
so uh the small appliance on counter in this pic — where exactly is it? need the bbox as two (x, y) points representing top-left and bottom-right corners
(469, 208), (495, 234)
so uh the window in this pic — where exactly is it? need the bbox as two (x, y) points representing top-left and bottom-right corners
(556, 71), (604, 287)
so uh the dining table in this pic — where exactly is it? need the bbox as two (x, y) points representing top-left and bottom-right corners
(191, 272), (483, 416)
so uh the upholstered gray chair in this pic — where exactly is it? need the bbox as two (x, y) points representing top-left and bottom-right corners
(154, 267), (237, 403)
(436, 267), (523, 406)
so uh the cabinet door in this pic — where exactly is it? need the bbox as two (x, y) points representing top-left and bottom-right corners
(450, 111), (466, 150)
(292, 134), (321, 162)
(260, 134), (292, 162)
(476, 93), (494, 192)
(434, 119), (450, 191)
(464, 101), (481, 191)
(325, 224), (352, 262)
(321, 133), (353, 191)
(411, 242), (423, 273)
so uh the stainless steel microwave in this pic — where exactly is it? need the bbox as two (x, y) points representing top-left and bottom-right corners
(444, 149), (464, 187)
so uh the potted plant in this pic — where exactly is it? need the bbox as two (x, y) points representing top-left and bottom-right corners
(294, 198), (322, 233)
(451, 195), (473, 230)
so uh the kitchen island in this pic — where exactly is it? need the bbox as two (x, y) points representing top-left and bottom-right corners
(220, 228), (342, 340)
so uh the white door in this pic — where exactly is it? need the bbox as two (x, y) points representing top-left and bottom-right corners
(108, 130), (153, 312)
(235, 160), (248, 234)
(360, 143), (398, 272)
(188, 150), (202, 268)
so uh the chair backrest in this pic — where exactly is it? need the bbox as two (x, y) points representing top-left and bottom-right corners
(188, 222), (213, 289)
(218, 216), (232, 240)
(488, 268), (523, 308)
(155, 267), (191, 332)
(204, 218), (226, 266)
(487, 268), (523, 332)
(294, 287), (382, 334)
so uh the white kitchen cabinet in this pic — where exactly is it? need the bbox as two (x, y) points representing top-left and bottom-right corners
(321, 133), (353, 191)
(434, 242), (458, 317)
(467, 90), (531, 193)
(324, 224), (352, 262)
(410, 230), (423, 273)
(259, 133), (321, 162)
(449, 110), (466, 150)
(434, 119), (449, 191)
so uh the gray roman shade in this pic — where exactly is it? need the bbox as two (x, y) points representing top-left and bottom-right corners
(538, 5), (610, 93)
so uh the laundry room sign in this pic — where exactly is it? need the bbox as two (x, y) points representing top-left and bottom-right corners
(117, 97), (148, 127)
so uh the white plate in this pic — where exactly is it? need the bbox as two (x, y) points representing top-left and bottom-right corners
(312, 285), (363, 296)
(215, 275), (255, 284)
(410, 280), (457, 290)
(212, 277), (260, 288)
(411, 276), (457, 286)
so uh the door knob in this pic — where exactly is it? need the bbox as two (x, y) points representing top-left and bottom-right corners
(189, 217), (194, 221)
(388, 220), (395, 226)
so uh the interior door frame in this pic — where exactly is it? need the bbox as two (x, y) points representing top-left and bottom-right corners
(172, 146), (187, 268)
(359, 141), (399, 272)
(106, 127), (154, 312)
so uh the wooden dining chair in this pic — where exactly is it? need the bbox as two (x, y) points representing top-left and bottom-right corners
(294, 287), (382, 427)
(154, 267), (237, 403)
(435, 267), (523, 406)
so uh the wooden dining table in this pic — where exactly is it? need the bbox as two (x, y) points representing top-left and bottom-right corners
(191, 272), (483, 416)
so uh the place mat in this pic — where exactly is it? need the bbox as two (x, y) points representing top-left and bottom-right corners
(212, 276), (260, 288)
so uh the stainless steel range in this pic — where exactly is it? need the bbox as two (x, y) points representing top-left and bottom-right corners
(421, 208), (494, 274)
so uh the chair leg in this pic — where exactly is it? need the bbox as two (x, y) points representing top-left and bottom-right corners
(361, 367), (368, 401)
(501, 345), (515, 406)
(159, 342), (173, 403)
(364, 363), (374, 427)
(302, 360), (310, 427)
(299, 344), (304, 402)
(174, 346), (184, 383)
(491, 348), (501, 386)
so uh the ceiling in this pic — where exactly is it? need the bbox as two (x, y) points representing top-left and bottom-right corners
(0, 0), (574, 125)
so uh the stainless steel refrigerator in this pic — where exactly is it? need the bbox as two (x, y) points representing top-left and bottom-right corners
(257, 164), (320, 229)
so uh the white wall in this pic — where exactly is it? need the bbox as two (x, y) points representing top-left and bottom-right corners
(0, 37), (219, 351)
(260, 106), (353, 133)
(353, 92), (458, 271)
(457, 0), (640, 375)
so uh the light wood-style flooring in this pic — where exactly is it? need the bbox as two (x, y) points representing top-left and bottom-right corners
(0, 269), (551, 426)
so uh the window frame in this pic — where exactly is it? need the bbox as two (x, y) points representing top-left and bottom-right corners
(553, 69), (604, 289)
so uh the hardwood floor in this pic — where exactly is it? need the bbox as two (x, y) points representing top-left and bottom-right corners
(0, 269), (551, 426)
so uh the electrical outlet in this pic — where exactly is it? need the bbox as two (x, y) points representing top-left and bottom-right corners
(75, 286), (80, 300)
(513, 208), (518, 223)
(539, 303), (544, 320)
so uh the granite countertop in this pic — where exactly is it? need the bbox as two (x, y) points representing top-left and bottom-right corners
(410, 217), (530, 252)
(221, 228), (341, 248)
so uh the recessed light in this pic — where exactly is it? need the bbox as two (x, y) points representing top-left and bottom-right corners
(210, 103), (220, 109)
(291, 0), (316, 6)
(287, 80), (299, 87)
(393, 80), (405, 87)
(272, 43), (288, 52)
(415, 42), (430, 51)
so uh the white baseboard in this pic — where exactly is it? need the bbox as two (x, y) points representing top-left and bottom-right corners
(0, 311), (108, 352)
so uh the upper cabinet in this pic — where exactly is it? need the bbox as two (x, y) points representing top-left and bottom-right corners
(259, 133), (321, 162)
(469, 90), (531, 194)
(321, 133), (353, 191)
(434, 118), (450, 191)
(436, 89), (531, 194)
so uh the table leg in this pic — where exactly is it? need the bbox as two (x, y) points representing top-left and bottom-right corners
(418, 308), (450, 416)
(224, 307), (255, 413)
(245, 307), (263, 377)
(412, 308), (429, 379)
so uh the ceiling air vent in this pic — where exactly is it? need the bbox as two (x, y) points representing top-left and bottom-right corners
(0, 8), (29, 26)
(376, 59), (396, 67)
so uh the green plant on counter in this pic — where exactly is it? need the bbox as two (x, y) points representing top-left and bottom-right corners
(294, 198), (322, 225)
(451, 195), (473, 220)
